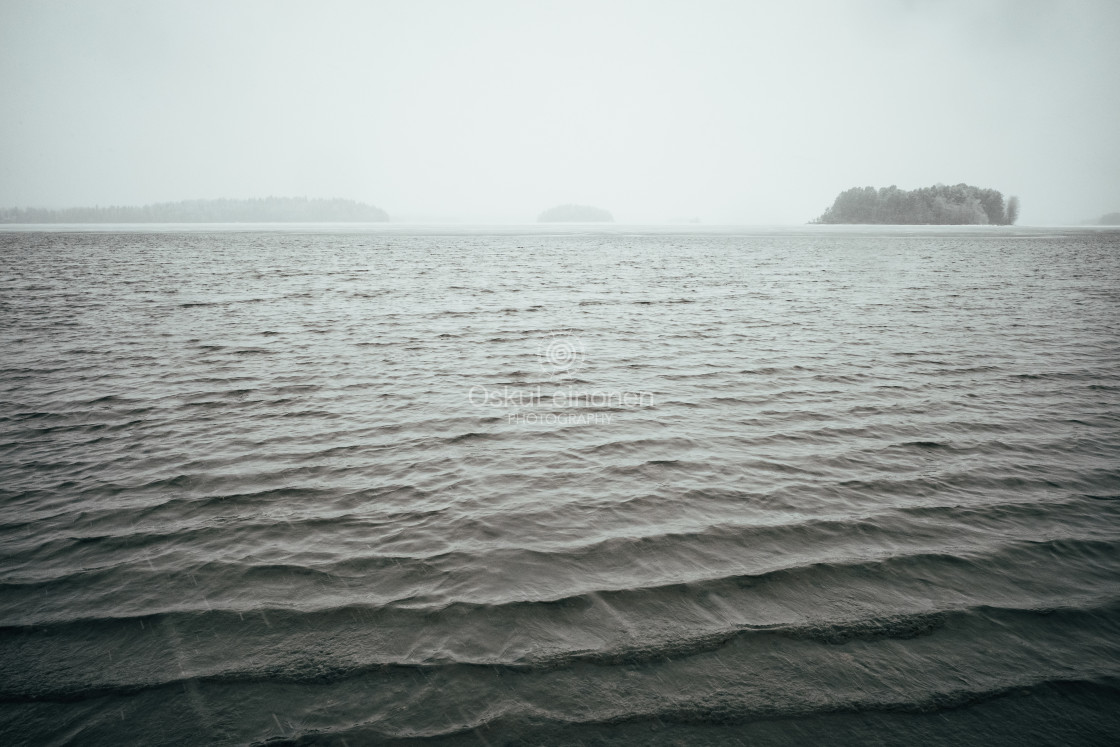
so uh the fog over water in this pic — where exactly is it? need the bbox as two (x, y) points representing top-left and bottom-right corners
(3, 4), (1120, 744)
(1, 0), (1118, 223)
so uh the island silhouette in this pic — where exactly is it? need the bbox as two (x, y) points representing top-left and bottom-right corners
(813, 184), (1018, 225)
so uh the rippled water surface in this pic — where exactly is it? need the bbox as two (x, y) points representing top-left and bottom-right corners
(2, 226), (1120, 745)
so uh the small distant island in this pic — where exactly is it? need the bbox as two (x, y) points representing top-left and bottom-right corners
(0, 197), (390, 223)
(813, 184), (1019, 225)
(1097, 212), (1120, 225)
(537, 204), (614, 223)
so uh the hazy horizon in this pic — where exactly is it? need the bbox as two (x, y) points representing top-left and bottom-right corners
(2, 0), (1118, 224)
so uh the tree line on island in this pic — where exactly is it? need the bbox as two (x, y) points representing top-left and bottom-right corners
(0, 197), (389, 223)
(813, 184), (1019, 225)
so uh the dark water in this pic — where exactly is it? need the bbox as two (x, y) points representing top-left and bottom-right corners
(2, 225), (1119, 745)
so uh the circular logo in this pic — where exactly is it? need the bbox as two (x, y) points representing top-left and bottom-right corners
(537, 332), (585, 378)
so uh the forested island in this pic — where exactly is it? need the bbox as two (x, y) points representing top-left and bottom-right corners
(813, 184), (1019, 225)
(1098, 212), (1120, 225)
(0, 197), (390, 223)
(537, 204), (614, 222)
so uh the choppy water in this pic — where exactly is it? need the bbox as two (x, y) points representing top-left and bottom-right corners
(2, 225), (1119, 745)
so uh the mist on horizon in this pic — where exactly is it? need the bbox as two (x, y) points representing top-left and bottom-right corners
(1, 0), (1118, 225)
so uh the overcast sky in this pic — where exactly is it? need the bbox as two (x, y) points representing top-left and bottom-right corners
(1, 0), (1117, 223)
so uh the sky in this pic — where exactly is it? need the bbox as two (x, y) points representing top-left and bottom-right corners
(1, 0), (1118, 224)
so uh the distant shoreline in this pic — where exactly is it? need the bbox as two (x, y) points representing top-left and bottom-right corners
(4, 223), (1115, 234)
(0, 197), (390, 224)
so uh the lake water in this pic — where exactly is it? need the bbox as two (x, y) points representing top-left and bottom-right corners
(2, 225), (1119, 745)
